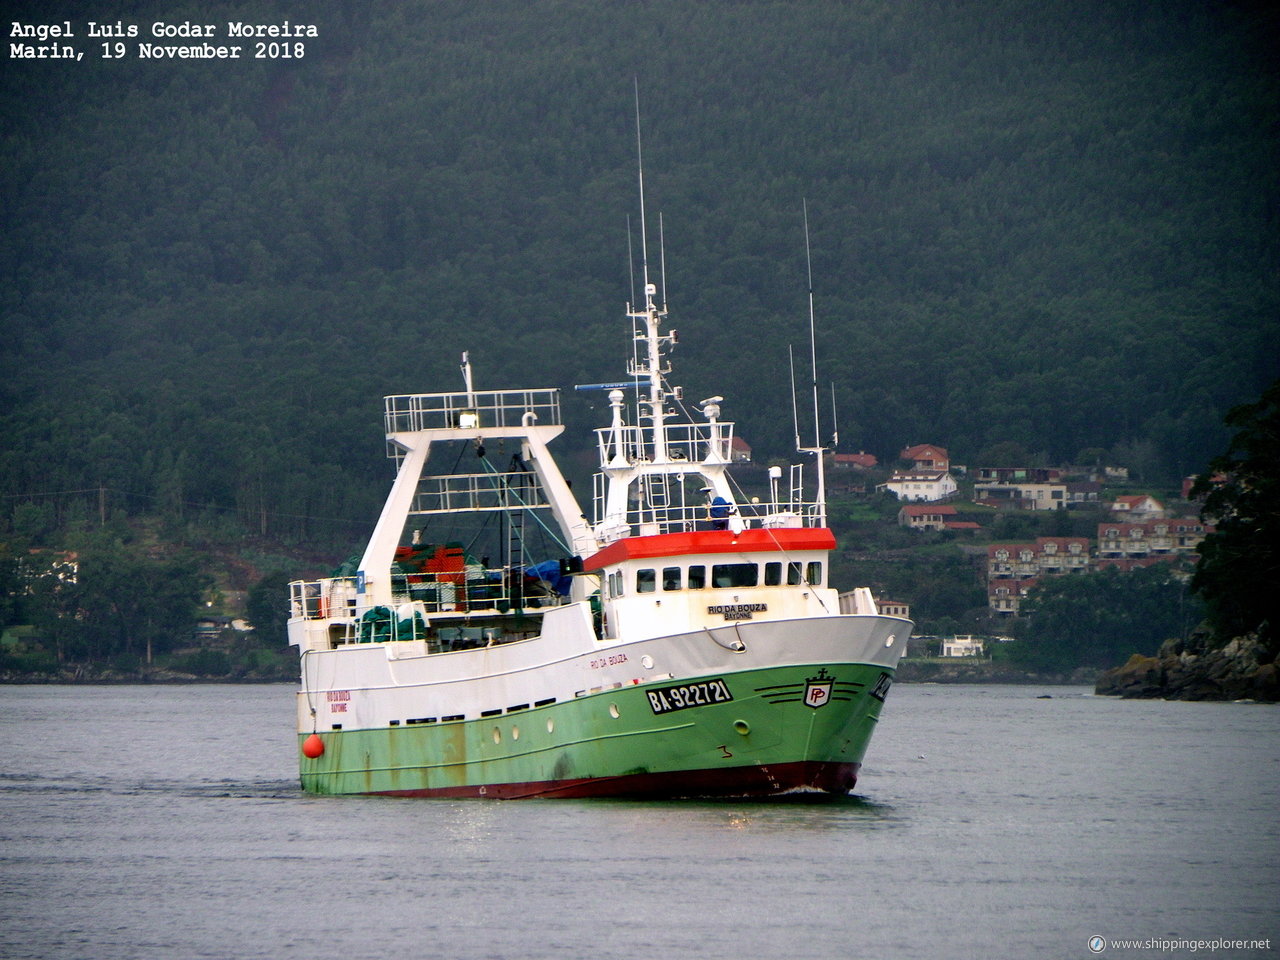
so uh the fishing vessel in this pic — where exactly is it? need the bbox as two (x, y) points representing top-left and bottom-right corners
(287, 202), (910, 800)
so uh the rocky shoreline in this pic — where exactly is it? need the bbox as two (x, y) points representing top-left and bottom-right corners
(1094, 633), (1279, 702)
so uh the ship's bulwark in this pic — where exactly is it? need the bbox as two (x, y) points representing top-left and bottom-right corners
(299, 662), (893, 799)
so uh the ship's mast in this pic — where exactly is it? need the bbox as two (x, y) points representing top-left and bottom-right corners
(805, 201), (821, 453)
(587, 87), (743, 543)
(798, 200), (828, 527)
(628, 82), (671, 463)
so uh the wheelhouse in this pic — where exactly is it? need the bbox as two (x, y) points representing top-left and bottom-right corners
(584, 527), (841, 642)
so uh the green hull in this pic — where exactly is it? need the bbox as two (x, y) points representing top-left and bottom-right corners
(299, 661), (894, 799)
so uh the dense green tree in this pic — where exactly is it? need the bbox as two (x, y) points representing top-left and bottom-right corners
(976, 442), (1039, 468)
(1006, 565), (1201, 671)
(246, 570), (292, 646)
(0, 545), (23, 627)
(28, 541), (212, 666)
(1189, 380), (1280, 657)
(26, 561), (92, 664)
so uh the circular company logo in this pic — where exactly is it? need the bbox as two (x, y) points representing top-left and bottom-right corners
(1088, 935), (1106, 953)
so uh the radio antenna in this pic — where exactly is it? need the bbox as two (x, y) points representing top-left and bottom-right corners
(634, 78), (652, 307)
(830, 382), (839, 447)
(789, 345), (801, 452)
(798, 200), (828, 526)
(659, 212), (669, 311)
(626, 214), (636, 307)
(804, 199), (821, 451)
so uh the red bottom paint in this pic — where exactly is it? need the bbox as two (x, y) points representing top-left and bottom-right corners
(367, 760), (861, 800)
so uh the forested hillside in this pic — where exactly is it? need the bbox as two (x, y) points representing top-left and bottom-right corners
(3, 0), (1277, 556)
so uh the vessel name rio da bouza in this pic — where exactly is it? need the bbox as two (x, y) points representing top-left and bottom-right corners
(287, 200), (911, 800)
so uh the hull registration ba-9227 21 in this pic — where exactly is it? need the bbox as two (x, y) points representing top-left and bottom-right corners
(646, 678), (734, 714)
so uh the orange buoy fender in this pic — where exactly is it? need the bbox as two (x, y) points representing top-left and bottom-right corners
(302, 733), (325, 758)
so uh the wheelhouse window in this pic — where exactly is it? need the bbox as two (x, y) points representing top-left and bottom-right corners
(662, 567), (682, 591)
(687, 565), (706, 589)
(637, 569), (656, 594)
(807, 561), (823, 586)
(764, 562), (782, 586)
(712, 563), (758, 588)
(787, 562), (803, 585)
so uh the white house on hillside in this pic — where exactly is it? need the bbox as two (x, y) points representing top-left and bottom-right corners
(881, 470), (957, 503)
(1110, 494), (1163, 519)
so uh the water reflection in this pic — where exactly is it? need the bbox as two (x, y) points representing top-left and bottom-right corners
(559, 791), (908, 837)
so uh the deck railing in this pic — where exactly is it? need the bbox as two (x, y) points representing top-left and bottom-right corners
(288, 567), (569, 628)
(589, 474), (823, 541)
(383, 388), (561, 438)
(594, 421), (735, 467)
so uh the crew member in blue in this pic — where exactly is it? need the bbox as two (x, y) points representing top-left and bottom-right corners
(703, 488), (731, 530)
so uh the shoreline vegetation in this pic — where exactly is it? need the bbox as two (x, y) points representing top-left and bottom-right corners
(0, 662), (296, 684)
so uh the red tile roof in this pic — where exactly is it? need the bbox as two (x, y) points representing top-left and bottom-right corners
(834, 452), (878, 468)
(900, 443), (948, 461)
(901, 504), (958, 516)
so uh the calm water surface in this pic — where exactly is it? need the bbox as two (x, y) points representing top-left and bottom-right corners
(1, 684), (1276, 959)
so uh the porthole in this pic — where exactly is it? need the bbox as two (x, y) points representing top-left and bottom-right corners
(609, 703), (620, 719)
(492, 727), (502, 744)
(547, 718), (555, 734)
(511, 725), (520, 741)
